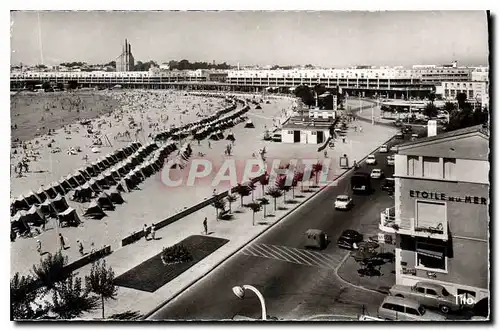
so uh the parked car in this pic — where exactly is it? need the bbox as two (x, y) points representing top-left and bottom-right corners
(387, 155), (395, 166)
(337, 229), (363, 250)
(378, 296), (446, 321)
(379, 144), (388, 153)
(370, 169), (384, 179)
(272, 133), (282, 142)
(389, 281), (461, 314)
(365, 154), (377, 165)
(390, 145), (398, 152)
(411, 133), (419, 141)
(381, 178), (395, 193)
(395, 133), (404, 139)
(334, 195), (353, 210)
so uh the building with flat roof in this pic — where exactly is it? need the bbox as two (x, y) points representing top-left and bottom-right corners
(281, 117), (333, 144)
(379, 125), (490, 303)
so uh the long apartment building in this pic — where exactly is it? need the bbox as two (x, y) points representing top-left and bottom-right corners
(10, 66), (485, 97)
(379, 125), (490, 304)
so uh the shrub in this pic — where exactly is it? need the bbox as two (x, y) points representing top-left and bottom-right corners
(161, 244), (193, 265)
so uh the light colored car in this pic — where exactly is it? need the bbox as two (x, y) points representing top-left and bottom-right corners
(334, 195), (353, 210)
(389, 281), (461, 314)
(378, 296), (446, 321)
(365, 155), (377, 165)
(379, 144), (388, 153)
(370, 169), (384, 179)
(390, 145), (398, 152)
(387, 155), (395, 166)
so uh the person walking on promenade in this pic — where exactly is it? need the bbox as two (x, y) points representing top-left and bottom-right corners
(37, 239), (42, 255)
(59, 233), (66, 250)
(151, 224), (156, 240)
(203, 217), (208, 235)
(77, 240), (84, 256)
(143, 224), (149, 240)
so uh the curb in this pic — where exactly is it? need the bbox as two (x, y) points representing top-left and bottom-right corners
(142, 132), (397, 320)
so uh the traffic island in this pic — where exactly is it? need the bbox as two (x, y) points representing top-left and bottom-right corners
(113, 235), (229, 292)
(337, 247), (396, 295)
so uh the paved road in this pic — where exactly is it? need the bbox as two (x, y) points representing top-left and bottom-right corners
(148, 132), (418, 320)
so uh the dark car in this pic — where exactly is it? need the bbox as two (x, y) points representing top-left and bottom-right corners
(402, 125), (413, 134)
(395, 133), (404, 139)
(381, 178), (395, 194)
(337, 229), (363, 250)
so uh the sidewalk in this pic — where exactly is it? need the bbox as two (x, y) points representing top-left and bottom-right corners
(77, 115), (398, 319)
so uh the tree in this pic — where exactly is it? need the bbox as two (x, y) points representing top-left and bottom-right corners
(259, 197), (270, 218)
(275, 175), (292, 204)
(108, 310), (143, 320)
(266, 186), (283, 211)
(294, 85), (315, 108)
(258, 173), (270, 196)
(104, 61), (116, 68)
(246, 202), (262, 226)
(444, 101), (456, 112)
(211, 196), (227, 220)
(67, 80), (79, 90)
(85, 260), (118, 319)
(247, 181), (257, 201)
(235, 183), (251, 207)
(50, 274), (98, 319)
(32, 251), (68, 293)
(428, 92), (436, 103)
(293, 171), (304, 195)
(311, 162), (323, 187)
(226, 194), (237, 213)
(11, 272), (45, 320)
(422, 102), (438, 118)
(41, 82), (51, 91)
(456, 92), (468, 109)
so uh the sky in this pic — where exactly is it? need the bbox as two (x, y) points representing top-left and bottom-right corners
(10, 11), (489, 68)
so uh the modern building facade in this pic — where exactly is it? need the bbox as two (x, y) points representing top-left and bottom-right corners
(117, 39), (135, 72)
(379, 125), (490, 303)
(435, 80), (489, 109)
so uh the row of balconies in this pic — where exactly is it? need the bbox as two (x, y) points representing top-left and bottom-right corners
(379, 206), (448, 241)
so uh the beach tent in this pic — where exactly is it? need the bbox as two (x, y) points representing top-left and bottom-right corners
(39, 199), (56, 217)
(244, 119), (255, 128)
(25, 190), (42, 206)
(26, 205), (46, 225)
(51, 194), (70, 213)
(11, 211), (30, 233)
(83, 201), (107, 219)
(12, 194), (30, 212)
(35, 187), (49, 203)
(73, 172), (87, 185)
(106, 188), (125, 204)
(96, 192), (115, 211)
(58, 207), (82, 226)
(59, 178), (73, 192)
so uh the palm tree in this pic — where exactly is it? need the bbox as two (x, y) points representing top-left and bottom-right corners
(259, 197), (270, 218)
(247, 181), (257, 200)
(294, 171), (305, 192)
(276, 175), (291, 204)
(85, 260), (118, 319)
(258, 173), (270, 196)
(211, 196), (226, 220)
(266, 186), (283, 211)
(246, 202), (262, 226)
(235, 183), (251, 207)
(311, 162), (323, 187)
(50, 274), (98, 319)
(226, 194), (237, 213)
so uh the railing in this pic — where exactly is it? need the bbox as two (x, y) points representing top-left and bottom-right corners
(379, 207), (448, 240)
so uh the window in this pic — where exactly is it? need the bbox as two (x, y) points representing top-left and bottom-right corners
(416, 242), (447, 272)
(469, 90), (474, 99)
(406, 307), (420, 316)
(416, 201), (446, 231)
(443, 158), (456, 179)
(426, 289), (438, 296)
(416, 287), (425, 294)
(422, 156), (441, 178)
(393, 305), (405, 313)
(407, 156), (419, 176)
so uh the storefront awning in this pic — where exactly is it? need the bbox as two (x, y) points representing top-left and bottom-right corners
(417, 248), (444, 259)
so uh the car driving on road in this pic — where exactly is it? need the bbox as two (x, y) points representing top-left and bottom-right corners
(381, 178), (395, 194)
(334, 195), (353, 210)
(389, 281), (461, 314)
(365, 154), (377, 165)
(386, 155), (395, 166)
(337, 229), (363, 250)
(379, 144), (388, 153)
(370, 169), (384, 179)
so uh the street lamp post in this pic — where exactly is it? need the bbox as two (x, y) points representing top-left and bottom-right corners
(232, 285), (267, 320)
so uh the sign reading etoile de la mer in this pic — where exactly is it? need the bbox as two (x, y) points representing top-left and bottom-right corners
(409, 190), (488, 205)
